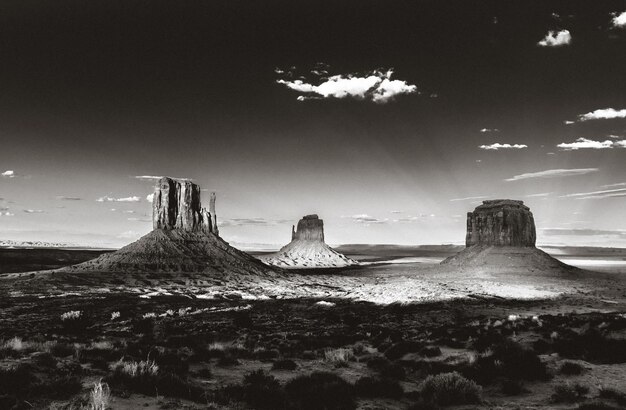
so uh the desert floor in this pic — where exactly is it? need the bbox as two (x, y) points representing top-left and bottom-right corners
(0, 246), (625, 409)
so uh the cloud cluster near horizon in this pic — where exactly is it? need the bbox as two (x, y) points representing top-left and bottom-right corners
(505, 168), (598, 182)
(559, 188), (626, 200)
(276, 68), (418, 103)
(97, 195), (141, 202)
(479, 143), (527, 150)
(578, 108), (626, 121)
(543, 228), (626, 238)
(1, 170), (15, 178)
(537, 29), (571, 47)
(612, 11), (626, 28)
(557, 137), (626, 150)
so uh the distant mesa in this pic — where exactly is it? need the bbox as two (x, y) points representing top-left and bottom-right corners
(443, 199), (577, 273)
(55, 177), (274, 277)
(261, 214), (358, 268)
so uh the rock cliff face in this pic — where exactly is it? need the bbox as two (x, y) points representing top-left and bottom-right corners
(465, 200), (536, 247)
(152, 177), (215, 234)
(260, 214), (357, 268)
(294, 215), (325, 241)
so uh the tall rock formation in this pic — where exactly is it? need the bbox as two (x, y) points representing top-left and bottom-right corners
(465, 200), (536, 247)
(54, 177), (275, 278)
(442, 199), (577, 274)
(260, 214), (357, 268)
(152, 177), (215, 234)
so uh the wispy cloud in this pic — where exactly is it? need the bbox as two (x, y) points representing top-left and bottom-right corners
(344, 214), (389, 224)
(505, 168), (598, 182)
(390, 210), (403, 214)
(601, 182), (626, 188)
(543, 228), (626, 238)
(1, 170), (15, 178)
(23, 209), (44, 213)
(578, 108), (626, 121)
(525, 192), (553, 197)
(97, 196), (141, 202)
(557, 137), (626, 150)
(220, 218), (292, 227)
(612, 11), (626, 28)
(537, 29), (571, 47)
(559, 188), (626, 200)
(450, 195), (489, 202)
(479, 143), (527, 150)
(276, 68), (418, 103)
(56, 196), (82, 201)
(479, 128), (499, 133)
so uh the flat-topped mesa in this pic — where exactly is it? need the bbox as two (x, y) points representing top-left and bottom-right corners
(466, 199), (536, 247)
(152, 177), (216, 234)
(294, 214), (325, 242)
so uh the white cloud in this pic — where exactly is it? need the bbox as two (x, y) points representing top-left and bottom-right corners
(146, 193), (154, 202)
(578, 108), (626, 121)
(505, 168), (598, 182)
(479, 128), (499, 133)
(277, 69), (417, 103)
(557, 137), (625, 150)
(560, 188), (626, 200)
(1, 170), (15, 178)
(0, 211), (14, 216)
(479, 143), (528, 150)
(97, 195), (141, 202)
(23, 209), (44, 213)
(612, 11), (626, 28)
(537, 29), (571, 47)
(563, 120), (575, 125)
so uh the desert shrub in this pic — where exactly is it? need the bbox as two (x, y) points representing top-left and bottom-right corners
(154, 351), (189, 375)
(501, 378), (527, 396)
(218, 355), (240, 367)
(60, 310), (89, 332)
(285, 371), (355, 410)
(324, 348), (354, 367)
(87, 381), (111, 410)
(471, 330), (506, 352)
(385, 341), (423, 360)
(272, 359), (298, 371)
(560, 361), (585, 375)
(49, 342), (75, 357)
(366, 356), (405, 379)
(32, 376), (82, 399)
(419, 372), (482, 406)
(407, 400), (440, 410)
(0, 364), (34, 396)
(465, 339), (548, 384)
(420, 346), (442, 358)
(241, 370), (285, 410)
(194, 367), (213, 378)
(553, 329), (626, 364)
(256, 347), (280, 361)
(577, 401), (621, 410)
(552, 382), (589, 403)
(599, 387), (626, 406)
(33, 351), (58, 368)
(354, 377), (403, 399)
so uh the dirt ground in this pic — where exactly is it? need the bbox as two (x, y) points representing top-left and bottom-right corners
(1, 247), (626, 409)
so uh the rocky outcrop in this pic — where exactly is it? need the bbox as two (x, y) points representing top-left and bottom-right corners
(294, 215), (325, 241)
(260, 214), (358, 268)
(54, 176), (277, 276)
(465, 200), (536, 247)
(443, 199), (578, 274)
(152, 177), (216, 234)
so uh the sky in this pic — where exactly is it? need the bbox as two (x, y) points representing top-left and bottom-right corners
(1, 0), (625, 249)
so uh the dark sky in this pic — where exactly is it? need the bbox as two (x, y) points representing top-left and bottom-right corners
(1, 0), (625, 247)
